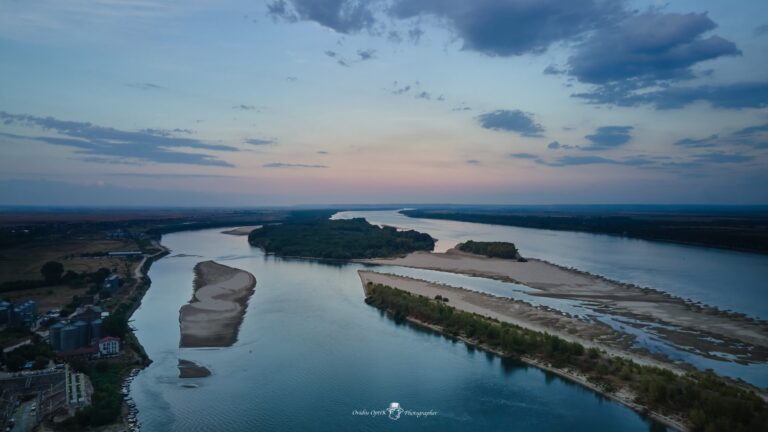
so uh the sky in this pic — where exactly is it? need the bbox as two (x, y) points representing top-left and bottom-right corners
(0, 0), (767, 206)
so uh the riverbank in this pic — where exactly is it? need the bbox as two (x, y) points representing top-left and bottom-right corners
(179, 261), (256, 348)
(359, 277), (768, 431)
(358, 270), (675, 370)
(358, 277), (687, 431)
(360, 249), (768, 365)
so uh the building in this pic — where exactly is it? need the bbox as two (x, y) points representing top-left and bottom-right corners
(98, 336), (120, 356)
(49, 322), (64, 351)
(50, 305), (105, 352)
(0, 300), (11, 325)
(0, 299), (39, 328)
(101, 274), (121, 295)
(60, 325), (80, 352)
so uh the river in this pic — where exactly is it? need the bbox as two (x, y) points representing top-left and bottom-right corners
(130, 226), (665, 430)
(129, 210), (767, 430)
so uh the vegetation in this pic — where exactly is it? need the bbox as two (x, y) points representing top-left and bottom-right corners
(365, 282), (768, 432)
(402, 209), (768, 254)
(248, 218), (435, 259)
(456, 240), (525, 260)
(1, 334), (55, 371)
(60, 362), (128, 429)
(41, 261), (65, 284)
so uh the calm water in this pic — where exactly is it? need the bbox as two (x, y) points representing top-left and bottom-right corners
(130, 227), (666, 431)
(334, 210), (768, 320)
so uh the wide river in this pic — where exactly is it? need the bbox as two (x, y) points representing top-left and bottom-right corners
(129, 211), (767, 431)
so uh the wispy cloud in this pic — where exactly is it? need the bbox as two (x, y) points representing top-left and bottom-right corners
(263, 162), (326, 168)
(127, 82), (163, 90)
(0, 112), (236, 167)
(233, 104), (259, 111)
(244, 138), (274, 146)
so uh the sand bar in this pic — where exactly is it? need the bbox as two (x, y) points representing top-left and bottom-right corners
(179, 260), (256, 348)
(221, 226), (262, 236)
(361, 249), (768, 363)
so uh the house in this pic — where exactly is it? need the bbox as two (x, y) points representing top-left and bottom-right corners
(98, 336), (120, 356)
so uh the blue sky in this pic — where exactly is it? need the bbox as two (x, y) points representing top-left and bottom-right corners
(0, 0), (766, 206)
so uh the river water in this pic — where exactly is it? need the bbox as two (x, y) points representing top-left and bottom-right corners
(129, 211), (767, 431)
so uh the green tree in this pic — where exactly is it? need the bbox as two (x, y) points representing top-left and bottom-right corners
(41, 261), (64, 284)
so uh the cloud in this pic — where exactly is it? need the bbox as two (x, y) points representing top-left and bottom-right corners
(267, 0), (375, 34)
(583, 126), (633, 150)
(391, 0), (623, 57)
(263, 162), (327, 168)
(568, 12), (740, 85)
(674, 134), (719, 148)
(693, 152), (754, 164)
(244, 138), (274, 146)
(547, 155), (619, 166)
(543, 65), (565, 75)
(509, 153), (539, 160)
(0, 112), (236, 167)
(547, 141), (561, 149)
(140, 128), (194, 136)
(567, 12), (751, 109)
(286, 76), (299, 82)
(674, 123), (768, 150)
(233, 104), (258, 111)
(127, 82), (163, 90)
(107, 173), (234, 178)
(477, 109), (544, 137)
(755, 24), (768, 37)
(356, 48), (376, 60)
(574, 81), (768, 110)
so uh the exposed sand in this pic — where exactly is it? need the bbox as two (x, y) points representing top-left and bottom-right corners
(179, 261), (256, 348)
(359, 271), (671, 370)
(221, 226), (261, 236)
(178, 359), (211, 378)
(361, 250), (768, 364)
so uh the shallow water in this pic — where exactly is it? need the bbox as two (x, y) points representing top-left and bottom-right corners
(130, 227), (667, 431)
(334, 210), (768, 320)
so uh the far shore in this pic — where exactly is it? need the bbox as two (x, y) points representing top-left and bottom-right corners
(179, 260), (256, 348)
(360, 249), (768, 364)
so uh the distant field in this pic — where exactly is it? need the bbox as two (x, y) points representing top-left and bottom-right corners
(0, 239), (137, 283)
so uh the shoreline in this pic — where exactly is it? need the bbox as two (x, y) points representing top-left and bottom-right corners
(360, 278), (686, 431)
(358, 270), (679, 371)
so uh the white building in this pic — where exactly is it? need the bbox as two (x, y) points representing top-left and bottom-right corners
(98, 336), (120, 356)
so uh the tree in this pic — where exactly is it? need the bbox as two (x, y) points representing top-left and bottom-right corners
(102, 313), (128, 338)
(41, 261), (64, 284)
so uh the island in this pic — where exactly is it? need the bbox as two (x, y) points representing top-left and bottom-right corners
(179, 261), (256, 348)
(456, 240), (526, 261)
(247, 218), (435, 259)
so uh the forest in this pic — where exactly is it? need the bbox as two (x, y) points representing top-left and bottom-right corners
(456, 240), (525, 260)
(248, 218), (434, 259)
(402, 209), (768, 254)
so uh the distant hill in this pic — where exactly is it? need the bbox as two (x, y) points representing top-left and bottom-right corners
(248, 218), (434, 259)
